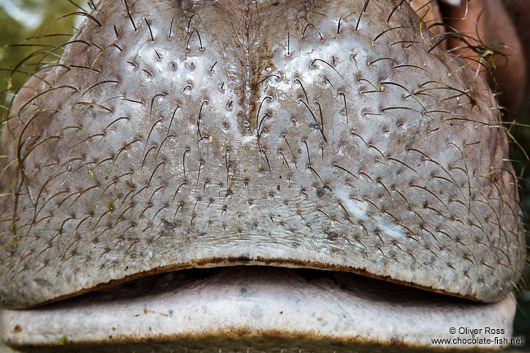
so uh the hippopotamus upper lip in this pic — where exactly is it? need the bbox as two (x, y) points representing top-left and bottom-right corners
(0, 0), (524, 310)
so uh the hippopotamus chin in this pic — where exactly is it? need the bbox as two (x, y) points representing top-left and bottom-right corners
(0, 0), (526, 351)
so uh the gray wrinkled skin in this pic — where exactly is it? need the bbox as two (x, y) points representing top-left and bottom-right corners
(0, 0), (525, 310)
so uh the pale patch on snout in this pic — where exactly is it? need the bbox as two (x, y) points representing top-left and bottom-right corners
(335, 189), (406, 240)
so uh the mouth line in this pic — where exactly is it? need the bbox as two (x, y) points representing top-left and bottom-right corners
(29, 265), (478, 308)
(22, 257), (483, 310)
(0, 266), (516, 352)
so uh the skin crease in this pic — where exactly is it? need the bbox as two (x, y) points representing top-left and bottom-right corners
(0, 0), (527, 351)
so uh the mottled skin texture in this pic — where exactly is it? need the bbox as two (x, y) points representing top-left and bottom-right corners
(0, 0), (528, 351)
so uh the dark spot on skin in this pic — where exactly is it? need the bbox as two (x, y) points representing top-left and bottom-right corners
(327, 231), (338, 240)
(240, 285), (249, 297)
(316, 187), (326, 198)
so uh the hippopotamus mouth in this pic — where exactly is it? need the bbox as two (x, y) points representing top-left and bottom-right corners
(0, 266), (518, 352)
(0, 0), (525, 351)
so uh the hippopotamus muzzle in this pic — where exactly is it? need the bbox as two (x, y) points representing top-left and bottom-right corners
(0, 0), (526, 351)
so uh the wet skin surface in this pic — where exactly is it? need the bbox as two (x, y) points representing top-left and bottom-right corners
(0, 0), (527, 351)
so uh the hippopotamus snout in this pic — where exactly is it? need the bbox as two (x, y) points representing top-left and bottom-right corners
(0, 0), (526, 351)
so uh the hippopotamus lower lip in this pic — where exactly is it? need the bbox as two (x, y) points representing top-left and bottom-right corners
(0, 266), (516, 352)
